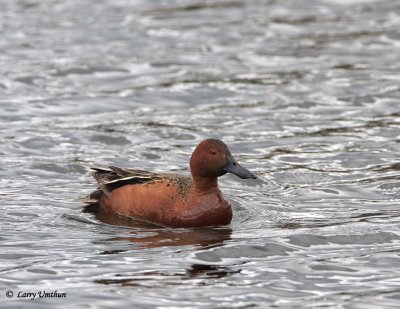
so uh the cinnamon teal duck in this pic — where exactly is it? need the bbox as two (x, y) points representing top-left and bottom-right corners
(81, 139), (257, 228)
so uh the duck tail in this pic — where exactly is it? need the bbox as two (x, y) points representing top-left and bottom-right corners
(78, 187), (103, 213)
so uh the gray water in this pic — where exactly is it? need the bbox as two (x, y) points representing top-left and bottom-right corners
(1, 0), (400, 308)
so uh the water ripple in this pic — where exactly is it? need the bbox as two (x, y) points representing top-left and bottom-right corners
(1, 0), (400, 308)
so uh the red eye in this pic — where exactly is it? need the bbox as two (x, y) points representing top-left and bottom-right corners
(209, 149), (217, 155)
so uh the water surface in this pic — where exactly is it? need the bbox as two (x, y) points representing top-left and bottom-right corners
(1, 0), (400, 308)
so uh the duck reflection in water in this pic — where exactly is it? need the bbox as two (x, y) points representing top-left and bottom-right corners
(94, 208), (232, 250)
(95, 264), (241, 287)
(92, 210), (236, 286)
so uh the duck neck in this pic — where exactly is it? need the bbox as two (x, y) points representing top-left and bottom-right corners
(192, 175), (219, 193)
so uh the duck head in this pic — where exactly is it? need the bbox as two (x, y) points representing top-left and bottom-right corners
(190, 139), (257, 180)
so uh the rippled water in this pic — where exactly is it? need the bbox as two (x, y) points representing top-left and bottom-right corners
(1, 0), (400, 308)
